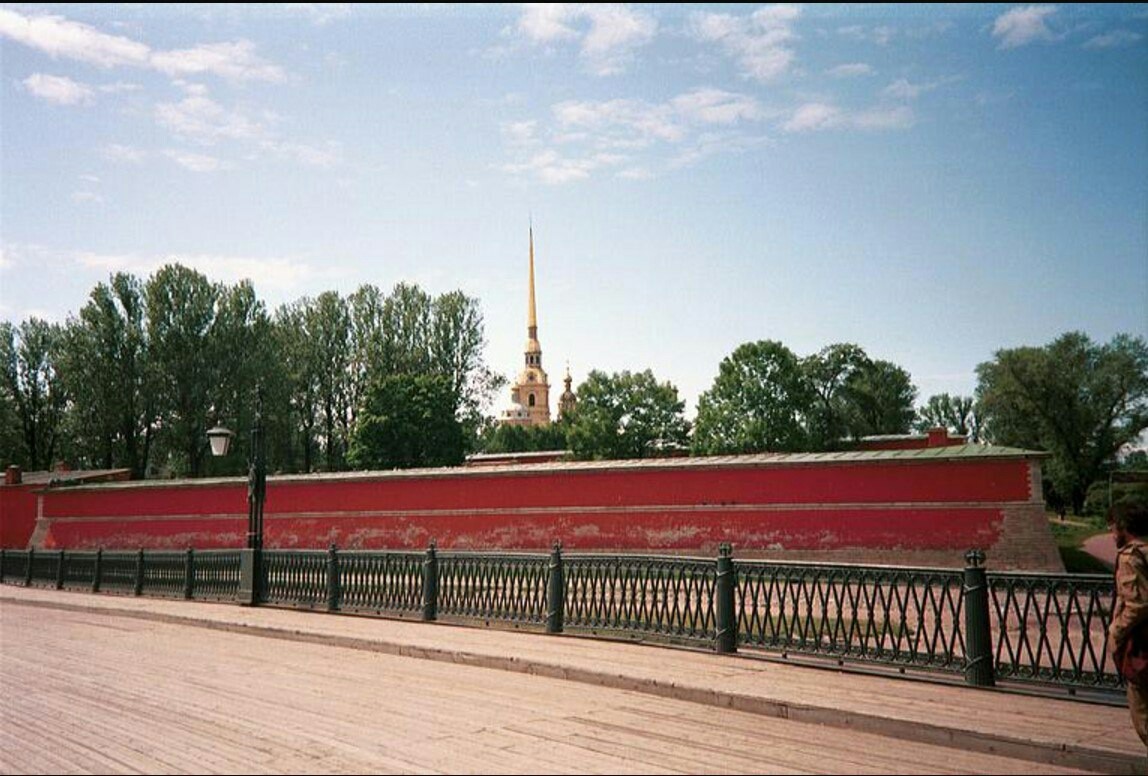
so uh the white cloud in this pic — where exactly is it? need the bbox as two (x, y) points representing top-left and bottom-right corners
(517, 4), (579, 42)
(826, 63), (873, 78)
(669, 89), (763, 125)
(284, 4), (354, 25)
(692, 4), (800, 82)
(71, 190), (104, 204)
(515, 3), (656, 75)
(783, 102), (915, 133)
(155, 94), (266, 144)
(260, 139), (342, 168)
(882, 78), (940, 101)
(502, 148), (625, 185)
(164, 149), (230, 172)
(71, 250), (332, 297)
(151, 40), (285, 83)
(853, 105), (915, 130)
(783, 102), (842, 133)
(0, 7), (283, 82)
(0, 8), (149, 68)
(21, 73), (95, 105)
(0, 247), (11, 271)
(992, 5), (1059, 49)
(1083, 30), (1143, 49)
(504, 88), (770, 183)
(98, 81), (142, 93)
(102, 143), (147, 163)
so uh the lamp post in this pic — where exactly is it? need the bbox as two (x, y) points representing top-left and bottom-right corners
(207, 389), (266, 605)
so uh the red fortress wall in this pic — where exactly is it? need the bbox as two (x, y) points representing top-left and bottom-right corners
(2, 446), (1062, 571)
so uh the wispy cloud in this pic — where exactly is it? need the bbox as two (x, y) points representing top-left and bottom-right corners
(71, 190), (104, 204)
(783, 102), (915, 133)
(1083, 29), (1142, 49)
(284, 3), (354, 26)
(163, 149), (230, 173)
(153, 89), (341, 168)
(992, 5), (1060, 49)
(515, 4), (656, 76)
(882, 77), (946, 101)
(826, 63), (873, 78)
(691, 4), (800, 82)
(501, 87), (770, 183)
(70, 249), (340, 298)
(21, 73), (95, 105)
(102, 143), (147, 163)
(0, 7), (284, 82)
(154, 93), (265, 144)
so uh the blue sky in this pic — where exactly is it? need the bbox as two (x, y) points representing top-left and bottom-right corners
(2, 3), (1146, 417)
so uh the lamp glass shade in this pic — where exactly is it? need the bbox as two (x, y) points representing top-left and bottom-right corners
(207, 426), (234, 457)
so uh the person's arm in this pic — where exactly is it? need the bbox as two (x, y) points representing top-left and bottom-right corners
(1112, 547), (1148, 649)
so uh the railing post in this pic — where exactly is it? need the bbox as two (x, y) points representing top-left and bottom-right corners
(184, 547), (195, 600)
(56, 549), (65, 590)
(963, 548), (995, 687)
(24, 547), (34, 587)
(547, 541), (565, 634)
(92, 548), (103, 593)
(238, 549), (260, 606)
(134, 547), (145, 596)
(715, 543), (737, 654)
(327, 543), (341, 612)
(0, 548), (6, 583)
(422, 541), (438, 622)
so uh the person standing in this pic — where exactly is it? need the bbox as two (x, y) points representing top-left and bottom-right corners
(1109, 499), (1148, 749)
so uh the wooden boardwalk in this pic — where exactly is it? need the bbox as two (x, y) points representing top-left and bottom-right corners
(0, 586), (1143, 774)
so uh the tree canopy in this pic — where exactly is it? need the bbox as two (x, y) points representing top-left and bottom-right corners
(976, 331), (1148, 514)
(565, 369), (690, 460)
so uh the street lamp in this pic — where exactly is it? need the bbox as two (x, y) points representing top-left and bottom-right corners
(208, 390), (266, 604)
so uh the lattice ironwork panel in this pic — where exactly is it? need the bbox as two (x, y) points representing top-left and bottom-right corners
(988, 572), (1118, 689)
(339, 551), (424, 614)
(0, 550), (29, 583)
(193, 551), (241, 601)
(99, 552), (140, 593)
(437, 553), (549, 624)
(736, 561), (965, 672)
(565, 555), (717, 643)
(262, 550), (328, 608)
(26, 550), (60, 587)
(142, 552), (186, 598)
(61, 551), (98, 589)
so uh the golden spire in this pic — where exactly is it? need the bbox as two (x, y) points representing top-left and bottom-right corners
(527, 222), (538, 341)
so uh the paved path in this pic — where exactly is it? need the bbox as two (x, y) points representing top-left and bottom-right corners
(1084, 531), (1118, 569)
(1, 585), (1144, 774)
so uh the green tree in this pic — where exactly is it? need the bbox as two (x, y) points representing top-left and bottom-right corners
(1, 318), (67, 469)
(803, 343), (869, 450)
(692, 340), (812, 454)
(307, 291), (353, 471)
(348, 374), (464, 469)
(480, 421), (569, 454)
(145, 264), (219, 477)
(58, 273), (154, 475)
(915, 393), (982, 442)
(976, 331), (1148, 514)
(565, 369), (689, 460)
(272, 300), (320, 473)
(841, 359), (917, 438)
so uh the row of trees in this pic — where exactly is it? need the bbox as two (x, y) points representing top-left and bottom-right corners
(1, 264), (501, 478)
(3, 266), (1145, 515)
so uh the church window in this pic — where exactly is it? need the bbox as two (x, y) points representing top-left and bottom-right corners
(528, 394), (536, 407)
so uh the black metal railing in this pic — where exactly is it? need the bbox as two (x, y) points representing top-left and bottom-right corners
(987, 571), (1117, 690)
(736, 560), (967, 674)
(0, 545), (1120, 696)
(565, 553), (716, 644)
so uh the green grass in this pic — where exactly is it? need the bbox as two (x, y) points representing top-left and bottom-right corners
(1048, 515), (1113, 574)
